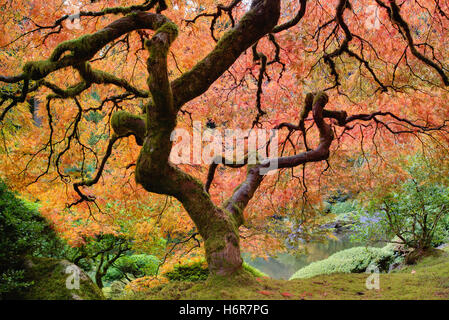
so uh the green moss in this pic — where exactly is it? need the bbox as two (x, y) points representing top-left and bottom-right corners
(203, 217), (241, 263)
(23, 60), (55, 80)
(155, 22), (179, 42)
(164, 261), (209, 282)
(125, 11), (139, 18)
(46, 81), (88, 99)
(243, 262), (269, 278)
(111, 110), (146, 137)
(21, 257), (105, 300)
(22, 28), (115, 80)
(50, 29), (113, 63)
(145, 22), (178, 63)
(171, 27), (241, 107)
(304, 92), (314, 107)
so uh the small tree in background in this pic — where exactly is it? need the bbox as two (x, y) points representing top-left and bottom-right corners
(70, 234), (131, 289)
(351, 156), (449, 261)
(103, 254), (159, 284)
(71, 234), (162, 288)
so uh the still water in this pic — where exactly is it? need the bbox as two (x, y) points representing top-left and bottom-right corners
(243, 233), (370, 280)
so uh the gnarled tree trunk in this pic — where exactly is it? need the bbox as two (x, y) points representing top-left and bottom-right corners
(109, 1), (340, 276)
(112, 0), (282, 276)
(13, 0), (335, 277)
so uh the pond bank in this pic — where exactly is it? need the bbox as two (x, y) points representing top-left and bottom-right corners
(243, 217), (370, 280)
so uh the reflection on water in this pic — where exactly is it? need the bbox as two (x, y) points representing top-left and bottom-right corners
(243, 233), (376, 280)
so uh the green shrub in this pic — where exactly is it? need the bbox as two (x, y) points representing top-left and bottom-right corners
(242, 262), (268, 278)
(351, 180), (449, 250)
(289, 246), (395, 280)
(350, 155), (449, 250)
(0, 180), (67, 298)
(164, 261), (209, 282)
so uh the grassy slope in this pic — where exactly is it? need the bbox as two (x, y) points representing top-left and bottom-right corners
(126, 248), (449, 300)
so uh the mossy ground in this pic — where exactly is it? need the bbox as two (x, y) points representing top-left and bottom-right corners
(124, 248), (449, 300)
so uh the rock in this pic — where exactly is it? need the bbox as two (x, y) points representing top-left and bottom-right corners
(321, 221), (353, 232)
(320, 214), (355, 234)
(20, 257), (105, 300)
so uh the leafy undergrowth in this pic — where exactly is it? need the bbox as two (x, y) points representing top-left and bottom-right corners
(124, 249), (449, 300)
(22, 257), (105, 300)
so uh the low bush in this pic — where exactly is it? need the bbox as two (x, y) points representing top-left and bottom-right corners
(289, 246), (395, 280)
(164, 260), (209, 282)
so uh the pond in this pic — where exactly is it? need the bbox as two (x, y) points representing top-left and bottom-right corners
(243, 232), (377, 280)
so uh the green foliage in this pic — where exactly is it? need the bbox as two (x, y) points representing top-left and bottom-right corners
(330, 200), (358, 215)
(242, 262), (268, 278)
(164, 261), (209, 282)
(84, 110), (104, 123)
(68, 211), (163, 289)
(289, 246), (395, 280)
(103, 254), (159, 283)
(350, 157), (449, 250)
(0, 270), (32, 295)
(103, 280), (126, 299)
(0, 180), (67, 298)
(326, 190), (353, 205)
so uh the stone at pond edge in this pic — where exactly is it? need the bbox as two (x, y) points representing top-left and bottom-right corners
(21, 257), (105, 300)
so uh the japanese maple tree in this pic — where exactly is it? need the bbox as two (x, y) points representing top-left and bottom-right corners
(1, 0), (449, 276)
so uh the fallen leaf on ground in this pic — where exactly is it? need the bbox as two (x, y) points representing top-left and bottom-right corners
(281, 292), (294, 297)
(257, 290), (273, 296)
